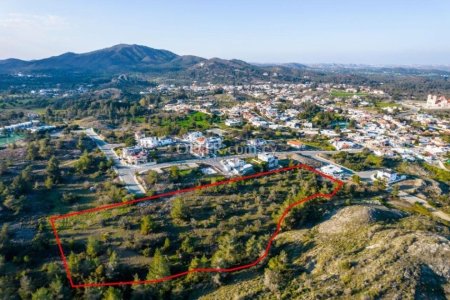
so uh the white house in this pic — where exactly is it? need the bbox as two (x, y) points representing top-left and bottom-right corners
(372, 170), (406, 184)
(184, 131), (204, 143)
(190, 136), (222, 158)
(225, 119), (242, 127)
(320, 164), (345, 178)
(221, 158), (254, 175)
(139, 136), (175, 149)
(332, 140), (357, 150)
(257, 153), (279, 169)
(247, 138), (267, 148)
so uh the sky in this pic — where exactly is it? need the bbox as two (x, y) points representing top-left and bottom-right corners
(0, 0), (449, 65)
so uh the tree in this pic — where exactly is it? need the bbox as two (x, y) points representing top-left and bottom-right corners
(351, 174), (361, 185)
(146, 249), (170, 280)
(3, 195), (25, 214)
(245, 235), (260, 260)
(374, 179), (387, 190)
(124, 136), (136, 147)
(67, 252), (80, 276)
(0, 224), (10, 253)
(170, 198), (188, 223)
(146, 171), (158, 185)
(139, 97), (149, 107)
(180, 236), (194, 254)
(49, 276), (68, 299)
(32, 287), (52, 300)
(162, 237), (170, 252)
(77, 136), (85, 151)
(46, 156), (61, 183)
(26, 143), (39, 160)
(103, 287), (122, 300)
(391, 185), (400, 199)
(38, 139), (52, 158)
(211, 232), (239, 268)
(106, 251), (119, 279)
(86, 237), (100, 257)
(264, 251), (288, 295)
(140, 216), (155, 235)
(74, 150), (92, 174)
(169, 166), (180, 182)
(186, 255), (208, 283)
(18, 275), (34, 300)
(44, 176), (54, 190)
(11, 167), (32, 195)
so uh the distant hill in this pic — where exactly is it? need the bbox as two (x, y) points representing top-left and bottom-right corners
(0, 44), (200, 74)
(1, 44), (448, 86)
(0, 44), (270, 79)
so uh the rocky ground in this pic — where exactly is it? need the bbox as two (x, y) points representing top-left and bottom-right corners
(197, 204), (450, 300)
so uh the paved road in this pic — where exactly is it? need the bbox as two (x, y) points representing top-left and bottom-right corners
(84, 128), (363, 194)
(85, 128), (146, 195)
(137, 149), (363, 174)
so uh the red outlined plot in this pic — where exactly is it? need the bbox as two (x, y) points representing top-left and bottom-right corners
(49, 164), (343, 288)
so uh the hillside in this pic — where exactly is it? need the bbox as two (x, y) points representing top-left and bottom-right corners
(0, 44), (186, 73)
(1, 44), (449, 88)
(197, 205), (450, 299)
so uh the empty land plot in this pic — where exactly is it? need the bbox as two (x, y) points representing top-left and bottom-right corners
(50, 165), (342, 287)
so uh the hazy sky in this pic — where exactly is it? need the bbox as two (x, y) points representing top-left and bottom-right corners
(1, 0), (449, 64)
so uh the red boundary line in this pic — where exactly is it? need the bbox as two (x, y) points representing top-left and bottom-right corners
(49, 164), (343, 288)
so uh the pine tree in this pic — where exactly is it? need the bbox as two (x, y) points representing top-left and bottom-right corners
(26, 143), (39, 160)
(31, 287), (52, 300)
(146, 249), (170, 280)
(18, 275), (34, 300)
(171, 198), (188, 223)
(162, 237), (170, 252)
(46, 156), (61, 183)
(3, 195), (25, 214)
(106, 251), (119, 279)
(186, 254), (208, 282)
(86, 237), (100, 257)
(103, 287), (122, 300)
(44, 176), (54, 190)
(140, 216), (154, 235)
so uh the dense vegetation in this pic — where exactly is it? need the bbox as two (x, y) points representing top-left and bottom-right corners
(330, 150), (385, 171)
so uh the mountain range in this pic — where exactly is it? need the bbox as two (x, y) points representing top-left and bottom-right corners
(0, 44), (312, 84)
(0, 44), (277, 74)
(0, 44), (448, 86)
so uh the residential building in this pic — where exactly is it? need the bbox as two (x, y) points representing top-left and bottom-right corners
(426, 95), (450, 109)
(372, 169), (406, 184)
(139, 136), (174, 149)
(221, 158), (254, 175)
(121, 146), (148, 165)
(225, 119), (242, 127)
(332, 139), (357, 150)
(257, 153), (279, 169)
(190, 136), (222, 158)
(287, 140), (305, 149)
(320, 164), (345, 178)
